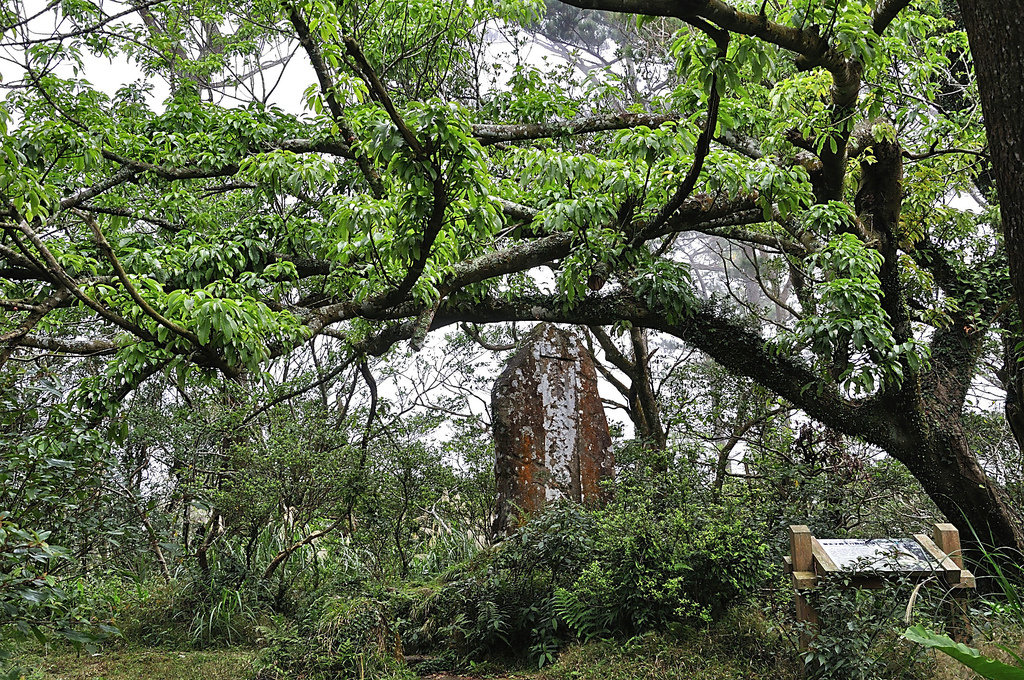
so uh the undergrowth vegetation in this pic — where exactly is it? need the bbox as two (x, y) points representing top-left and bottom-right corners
(5, 406), (1023, 680)
(11, 445), (1015, 680)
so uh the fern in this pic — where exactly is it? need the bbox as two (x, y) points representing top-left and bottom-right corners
(553, 588), (615, 643)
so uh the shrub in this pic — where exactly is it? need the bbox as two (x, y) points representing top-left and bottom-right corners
(552, 457), (774, 642)
(804, 571), (930, 680)
(395, 501), (598, 669)
(252, 595), (412, 680)
(538, 617), (801, 680)
(557, 504), (771, 637)
(400, 481), (774, 669)
(111, 576), (267, 648)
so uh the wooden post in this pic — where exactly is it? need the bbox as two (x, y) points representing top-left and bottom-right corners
(789, 525), (818, 652)
(933, 523), (972, 643)
(933, 524), (962, 567)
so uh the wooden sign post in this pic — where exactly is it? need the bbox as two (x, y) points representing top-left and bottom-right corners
(788, 525), (819, 650)
(785, 523), (975, 652)
(932, 523), (972, 642)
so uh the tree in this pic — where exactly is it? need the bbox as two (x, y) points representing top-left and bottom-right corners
(1, 0), (1022, 553)
(954, 0), (1024, 455)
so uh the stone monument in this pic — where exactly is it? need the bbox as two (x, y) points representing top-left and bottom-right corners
(491, 323), (614, 533)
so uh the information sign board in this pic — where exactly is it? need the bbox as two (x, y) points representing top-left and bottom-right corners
(816, 538), (937, 573)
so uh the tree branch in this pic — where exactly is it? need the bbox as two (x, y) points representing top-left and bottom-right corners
(0, 289), (73, 367)
(13, 334), (119, 355)
(872, 0), (913, 35)
(0, 0), (168, 48)
(101, 150), (240, 181)
(633, 19), (727, 244)
(343, 36), (426, 159)
(473, 112), (675, 145)
(81, 211), (201, 346)
(285, 3), (385, 198)
(262, 516), (345, 581)
(14, 219), (151, 340)
(59, 166), (139, 210)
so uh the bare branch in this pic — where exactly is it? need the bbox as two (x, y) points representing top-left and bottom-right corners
(0, 0), (168, 48)
(243, 356), (355, 425)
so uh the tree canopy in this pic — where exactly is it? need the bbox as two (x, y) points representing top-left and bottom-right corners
(1, 0), (1023, 561)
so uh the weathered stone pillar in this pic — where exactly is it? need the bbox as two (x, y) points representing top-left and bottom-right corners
(491, 323), (614, 533)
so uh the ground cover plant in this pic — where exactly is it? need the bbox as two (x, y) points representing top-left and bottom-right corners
(10, 646), (256, 680)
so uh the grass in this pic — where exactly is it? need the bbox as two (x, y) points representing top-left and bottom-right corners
(537, 629), (801, 680)
(7, 623), (796, 680)
(9, 605), (1018, 680)
(12, 646), (256, 680)
(2, 638), (1006, 680)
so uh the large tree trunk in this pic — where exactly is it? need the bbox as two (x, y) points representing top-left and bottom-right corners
(1001, 322), (1024, 453)
(857, 308), (1024, 552)
(876, 398), (1024, 554)
(944, 0), (1024, 552)
(957, 0), (1024, 325)
(627, 328), (668, 450)
(587, 326), (667, 450)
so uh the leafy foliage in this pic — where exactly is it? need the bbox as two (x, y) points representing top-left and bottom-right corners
(804, 571), (925, 680)
(905, 626), (1024, 680)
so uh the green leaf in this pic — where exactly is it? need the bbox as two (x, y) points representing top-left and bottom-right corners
(904, 626), (1024, 679)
